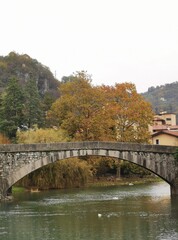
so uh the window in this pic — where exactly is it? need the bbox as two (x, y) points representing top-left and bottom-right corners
(156, 139), (159, 145)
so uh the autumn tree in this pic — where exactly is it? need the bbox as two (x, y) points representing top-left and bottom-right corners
(0, 133), (10, 144)
(17, 127), (70, 143)
(47, 71), (114, 141)
(102, 83), (153, 143)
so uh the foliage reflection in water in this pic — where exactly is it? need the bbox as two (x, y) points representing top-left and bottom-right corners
(0, 182), (178, 240)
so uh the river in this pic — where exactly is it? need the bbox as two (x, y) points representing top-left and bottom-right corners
(0, 182), (178, 240)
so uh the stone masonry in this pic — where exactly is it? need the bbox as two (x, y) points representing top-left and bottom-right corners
(0, 142), (177, 200)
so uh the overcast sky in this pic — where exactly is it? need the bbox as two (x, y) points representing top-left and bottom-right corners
(1, 0), (178, 93)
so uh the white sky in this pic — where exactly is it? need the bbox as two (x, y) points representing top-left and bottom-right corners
(1, 0), (178, 93)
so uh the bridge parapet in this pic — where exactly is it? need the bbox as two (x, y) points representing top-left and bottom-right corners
(0, 141), (176, 153)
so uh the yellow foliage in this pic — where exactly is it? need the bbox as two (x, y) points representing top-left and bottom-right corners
(16, 127), (93, 189)
(17, 128), (70, 144)
(0, 61), (7, 69)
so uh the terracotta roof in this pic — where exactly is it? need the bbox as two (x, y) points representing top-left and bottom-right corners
(152, 125), (168, 130)
(152, 130), (178, 138)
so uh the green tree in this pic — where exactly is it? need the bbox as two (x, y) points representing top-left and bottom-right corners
(24, 79), (43, 128)
(42, 92), (56, 113)
(0, 78), (25, 139)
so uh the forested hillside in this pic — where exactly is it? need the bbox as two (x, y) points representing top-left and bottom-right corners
(0, 52), (60, 139)
(142, 82), (178, 122)
(0, 52), (59, 97)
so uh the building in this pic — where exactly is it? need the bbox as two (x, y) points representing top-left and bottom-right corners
(152, 130), (178, 146)
(151, 112), (176, 127)
(150, 112), (178, 146)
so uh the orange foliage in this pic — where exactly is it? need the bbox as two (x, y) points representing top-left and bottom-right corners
(0, 134), (11, 144)
(48, 73), (153, 143)
(100, 83), (153, 142)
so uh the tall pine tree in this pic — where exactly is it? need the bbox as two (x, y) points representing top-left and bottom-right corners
(24, 79), (43, 128)
(0, 78), (25, 139)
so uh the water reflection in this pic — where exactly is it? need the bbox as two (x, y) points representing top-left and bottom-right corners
(0, 182), (178, 240)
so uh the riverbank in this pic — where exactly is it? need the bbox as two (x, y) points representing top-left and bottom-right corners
(13, 176), (162, 193)
(87, 176), (162, 188)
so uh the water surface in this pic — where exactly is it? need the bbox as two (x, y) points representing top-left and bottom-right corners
(0, 182), (178, 240)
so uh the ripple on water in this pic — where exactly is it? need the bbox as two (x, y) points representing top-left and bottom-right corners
(0, 182), (176, 240)
(156, 230), (178, 240)
(35, 182), (170, 209)
(0, 227), (7, 235)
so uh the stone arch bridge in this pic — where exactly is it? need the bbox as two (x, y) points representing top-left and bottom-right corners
(0, 141), (177, 200)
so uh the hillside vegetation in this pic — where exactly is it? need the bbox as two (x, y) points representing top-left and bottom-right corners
(0, 52), (60, 139)
(142, 82), (178, 122)
(0, 52), (59, 97)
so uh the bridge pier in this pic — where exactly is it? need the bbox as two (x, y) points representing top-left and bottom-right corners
(171, 179), (178, 197)
(0, 179), (13, 201)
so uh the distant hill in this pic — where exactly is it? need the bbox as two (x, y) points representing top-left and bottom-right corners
(0, 52), (60, 98)
(142, 82), (178, 123)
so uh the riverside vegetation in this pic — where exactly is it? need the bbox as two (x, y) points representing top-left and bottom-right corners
(0, 52), (160, 191)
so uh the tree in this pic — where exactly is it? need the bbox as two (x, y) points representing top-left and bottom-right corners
(47, 71), (114, 141)
(0, 133), (10, 143)
(0, 78), (25, 139)
(102, 83), (153, 143)
(17, 127), (70, 143)
(24, 79), (43, 128)
(16, 128), (92, 189)
(48, 75), (153, 143)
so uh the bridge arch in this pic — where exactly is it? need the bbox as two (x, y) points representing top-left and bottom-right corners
(6, 151), (171, 190)
(0, 141), (177, 199)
